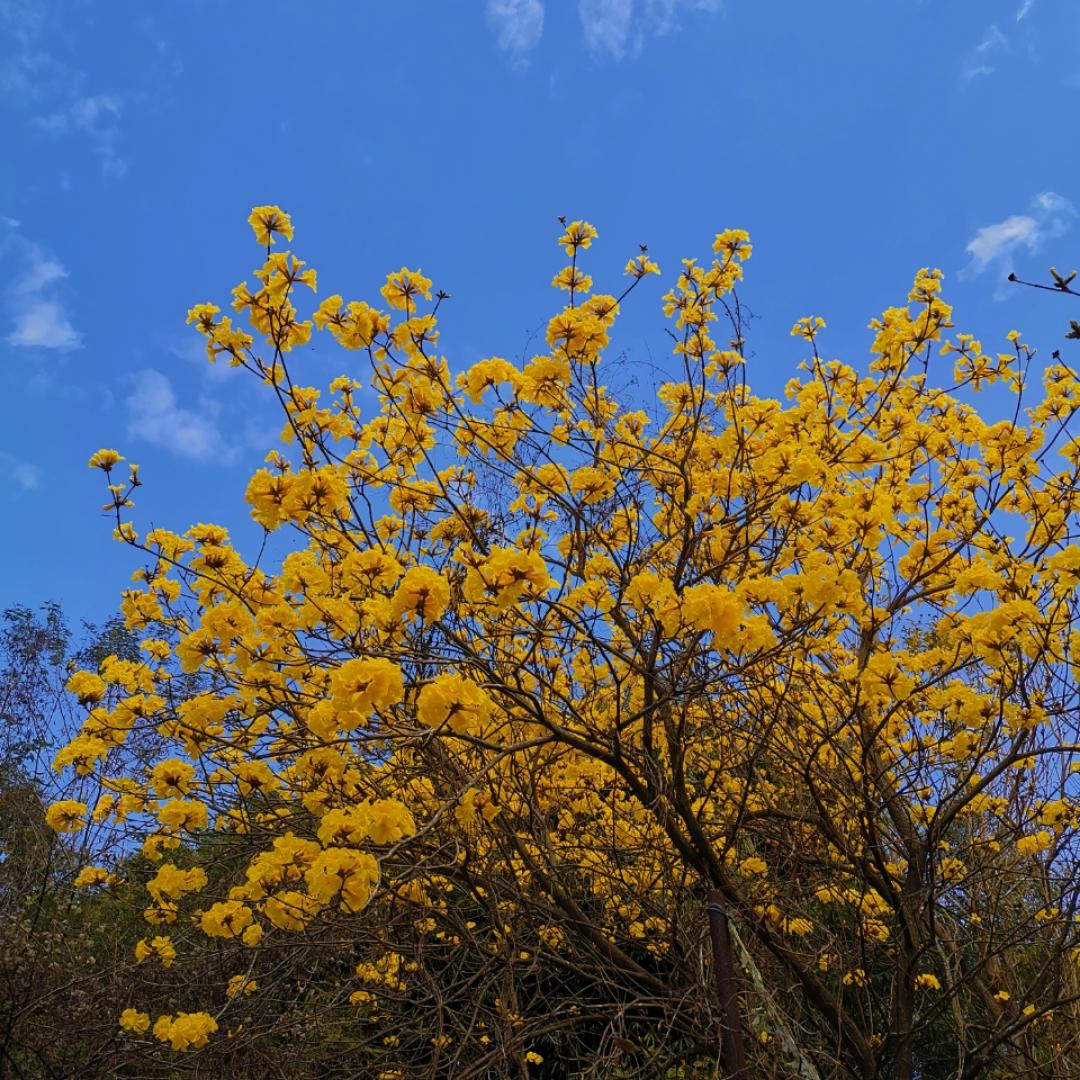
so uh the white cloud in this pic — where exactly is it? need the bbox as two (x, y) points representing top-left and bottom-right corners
(10, 248), (65, 296)
(487, 0), (545, 63)
(125, 369), (227, 462)
(962, 25), (1007, 79)
(962, 191), (1076, 293)
(578, 0), (721, 61)
(5, 235), (82, 350)
(1016, 0), (1036, 20)
(8, 297), (80, 349)
(0, 451), (40, 492)
(1, 3), (130, 177)
(1033, 191), (1073, 217)
(35, 93), (127, 178)
(965, 215), (1040, 272)
(642, 0), (721, 35)
(579, 0), (636, 60)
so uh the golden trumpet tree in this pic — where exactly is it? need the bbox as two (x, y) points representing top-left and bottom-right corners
(52, 206), (1080, 1079)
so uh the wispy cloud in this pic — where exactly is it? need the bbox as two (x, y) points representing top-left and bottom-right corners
(0, 450), (40, 492)
(125, 369), (228, 462)
(35, 93), (127, 178)
(962, 191), (1076, 295)
(578, 0), (721, 62)
(4, 226), (82, 350)
(1, 1), (130, 178)
(579, 0), (635, 60)
(1016, 0), (1036, 21)
(8, 296), (80, 349)
(487, 0), (545, 64)
(962, 24), (1007, 79)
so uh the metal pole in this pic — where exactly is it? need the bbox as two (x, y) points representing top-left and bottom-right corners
(707, 890), (747, 1078)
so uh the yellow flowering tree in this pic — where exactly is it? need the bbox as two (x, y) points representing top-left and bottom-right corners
(51, 205), (1080, 1078)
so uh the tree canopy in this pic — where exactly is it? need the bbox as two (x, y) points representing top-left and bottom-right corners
(42, 206), (1080, 1079)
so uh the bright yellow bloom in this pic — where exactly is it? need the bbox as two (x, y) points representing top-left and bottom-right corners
(199, 900), (254, 939)
(625, 253), (661, 278)
(305, 847), (380, 911)
(66, 670), (106, 705)
(150, 758), (196, 798)
(380, 267), (432, 311)
(157, 799), (209, 832)
(146, 863), (208, 903)
(74, 866), (114, 888)
(88, 448), (123, 470)
(134, 935), (176, 967)
(1017, 831), (1054, 857)
(681, 584), (743, 638)
(45, 800), (87, 833)
(248, 205), (293, 246)
(390, 565), (451, 622)
(153, 1011), (218, 1052)
(329, 657), (404, 723)
(119, 1008), (150, 1034)
(365, 799), (416, 845)
(558, 220), (598, 256)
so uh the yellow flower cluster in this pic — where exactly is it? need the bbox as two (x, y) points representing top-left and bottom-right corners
(57, 206), (1080, 1065)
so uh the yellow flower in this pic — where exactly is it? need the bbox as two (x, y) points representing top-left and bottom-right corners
(380, 267), (432, 311)
(366, 799), (417, 845)
(551, 266), (593, 293)
(625, 254), (661, 278)
(329, 657), (404, 723)
(558, 220), (598, 256)
(74, 866), (114, 888)
(681, 584), (743, 638)
(135, 936), (176, 967)
(305, 846), (380, 911)
(390, 565), (451, 622)
(146, 863), (208, 903)
(199, 900), (254, 939)
(713, 228), (751, 260)
(915, 973), (941, 991)
(226, 974), (258, 999)
(416, 673), (494, 736)
(153, 1011), (218, 1052)
(525, 1050), (544, 1064)
(262, 889), (320, 932)
(247, 205), (293, 246)
(88, 448), (123, 470)
(157, 799), (209, 832)
(45, 800), (87, 833)
(151, 758), (196, 798)
(66, 670), (107, 705)
(791, 315), (826, 341)
(118, 1008), (150, 1034)
(1017, 830), (1054, 857)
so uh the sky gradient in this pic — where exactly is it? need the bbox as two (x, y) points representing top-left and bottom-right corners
(2, 0), (1079, 625)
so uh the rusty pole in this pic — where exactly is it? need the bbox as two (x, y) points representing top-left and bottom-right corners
(707, 890), (747, 1078)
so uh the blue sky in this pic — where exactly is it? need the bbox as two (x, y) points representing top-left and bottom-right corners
(2, 0), (1078, 626)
